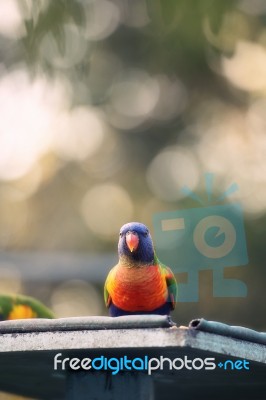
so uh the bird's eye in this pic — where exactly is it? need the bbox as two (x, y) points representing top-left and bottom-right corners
(119, 232), (122, 237)
(144, 231), (149, 237)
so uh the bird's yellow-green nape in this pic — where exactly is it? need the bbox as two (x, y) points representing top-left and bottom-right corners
(0, 294), (55, 321)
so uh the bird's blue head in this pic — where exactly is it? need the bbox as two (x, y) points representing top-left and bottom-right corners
(118, 222), (155, 265)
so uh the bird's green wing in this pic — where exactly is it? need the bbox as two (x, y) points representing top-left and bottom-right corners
(104, 269), (114, 308)
(155, 255), (178, 310)
(104, 282), (111, 308)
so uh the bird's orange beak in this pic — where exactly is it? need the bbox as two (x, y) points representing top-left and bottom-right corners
(126, 232), (139, 252)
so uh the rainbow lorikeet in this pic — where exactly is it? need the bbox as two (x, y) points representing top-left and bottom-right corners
(0, 294), (54, 321)
(104, 222), (177, 317)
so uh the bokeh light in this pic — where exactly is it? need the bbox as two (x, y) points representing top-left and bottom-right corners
(107, 70), (160, 129)
(40, 23), (88, 69)
(221, 41), (266, 92)
(0, 0), (25, 39)
(81, 184), (134, 239)
(51, 280), (103, 317)
(151, 76), (187, 121)
(83, 0), (120, 40)
(146, 147), (200, 201)
(52, 107), (105, 161)
(0, 70), (69, 180)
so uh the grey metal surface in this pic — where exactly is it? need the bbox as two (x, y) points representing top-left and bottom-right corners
(0, 325), (265, 364)
(190, 318), (266, 345)
(0, 315), (174, 333)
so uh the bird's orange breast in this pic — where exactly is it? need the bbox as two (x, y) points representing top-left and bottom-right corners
(106, 264), (168, 312)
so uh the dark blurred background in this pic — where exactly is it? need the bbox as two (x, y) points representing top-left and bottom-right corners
(0, 0), (265, 363)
